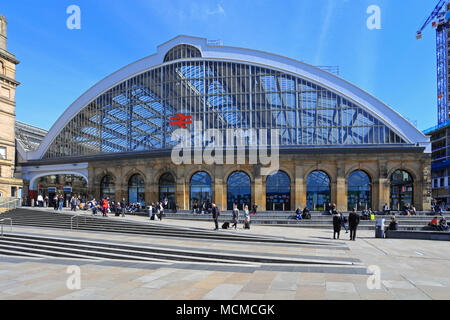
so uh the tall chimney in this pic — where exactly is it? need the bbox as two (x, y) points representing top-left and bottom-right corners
(0, 14), (7, 51)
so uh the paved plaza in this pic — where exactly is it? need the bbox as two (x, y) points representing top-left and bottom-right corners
(0, 210), (449, 300)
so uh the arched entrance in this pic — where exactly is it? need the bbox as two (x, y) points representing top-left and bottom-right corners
(227, 171), (251, 210)
(306, 171), (331, 211)
(34, 174), (88, 207)
(159, 173), (176, 210)
(100, 175), (115, 202)
(190, 172), (212, 209)
(390, 170), (414, 211)
(266, 171), (291, 211)
(347, 170), (372, 211)
(128, 174), (145, 206)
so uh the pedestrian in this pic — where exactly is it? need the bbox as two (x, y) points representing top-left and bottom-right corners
(296, 208), (302, 221)
(120, 198), (127, 217)
(58, 195), (64, 211)
(341, 213), (349, 233)
(232, 204), (239, 229)
(332, 212), (341, 239)
(53, 195), (58, 210)
(212, 203), (220, 230)
(243, 205), (250, 230)
(37, 194), (44, 207)
(101, 197), (109, 217)
(44, 195), (49, 208)
(70, 196), (77, 211)
(348, 208), (360, 241)
(251, 204), (258, 215)
(158, 202), (164, 221)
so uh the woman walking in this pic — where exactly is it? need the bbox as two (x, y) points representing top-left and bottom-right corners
(333, 212), (342, 239)
(243, 205), (250, 230)
(232, 204), (239, 230)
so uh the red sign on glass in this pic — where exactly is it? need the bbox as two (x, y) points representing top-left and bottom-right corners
(170, 113), (193, 128)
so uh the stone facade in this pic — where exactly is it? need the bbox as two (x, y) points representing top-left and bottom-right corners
(0, 14), (22, 198)
(85, 151), (432, 211)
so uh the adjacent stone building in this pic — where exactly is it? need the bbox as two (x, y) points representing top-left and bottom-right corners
(0, 14), (22, 198)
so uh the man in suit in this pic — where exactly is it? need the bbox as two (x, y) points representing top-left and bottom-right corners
(212, 203), (219, 230)
(348, 208), (360, 241)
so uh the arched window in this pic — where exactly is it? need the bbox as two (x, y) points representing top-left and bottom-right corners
(159, 173), (175, 210)
(227, 171), (251, 210)
(306, 171), (331, 211)
(190, 172), (212, 209)
(164, 44), (202, 62)
(347, 170), (372, 211)
(390, 170), (414, 211)
(128, 174), (145, 206)
(266, 171), (291, 211)
(100, 175), (115, 201)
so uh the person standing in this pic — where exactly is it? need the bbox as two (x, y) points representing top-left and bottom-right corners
(232, 204), (239, 230)
(120, 198), (127, 217)
(53, 195), (58, 211)
(101, 197), (109, 217)
(341, 213), (349, 233)
(212, 203), (219, 230)
(158, 202), (164, 221)
(58, 195), (64, 211)
(349, 208), (360, 241)
(332, 212), (342, 239)
(243, 205), (250, 230)
(37, 194), (44, 207)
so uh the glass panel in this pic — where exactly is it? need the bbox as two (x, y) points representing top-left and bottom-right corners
(159, 173), (175, 210)
(227, 171), (251, 210)
(128, 174), (145, 206)
(347, 170), (372, 211)
(306, 171), (330, 211)
(190, 172), (212, 211)
(266, 171), (291, 211)
(390, 170), (414, 211)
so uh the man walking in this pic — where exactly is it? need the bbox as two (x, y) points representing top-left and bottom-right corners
(212, 203), (220, 230)
(349, 208), (360, 241)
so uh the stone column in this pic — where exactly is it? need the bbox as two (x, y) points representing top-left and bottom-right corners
(254, 174), (264, 211)
(335, 163), (346, 211)
(377, 161), (390, 211)
(421, 158), (432, 211)
(294, 165), (306, 209)
(214, 165), (226, 210)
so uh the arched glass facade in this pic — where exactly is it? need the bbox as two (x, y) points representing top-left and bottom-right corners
(190, 172), (212, 208)
(100, 175), (115, 201)
(390, 170), (414, 210)
(347, 170), (372, 211)
(306, 171), (331, 211)
(227, 171), (251, 210)
(43, 61), (408, 159)
(128, 174), (145, 205)
(159, 173), (175, 209)
(266, 171), (291, 211)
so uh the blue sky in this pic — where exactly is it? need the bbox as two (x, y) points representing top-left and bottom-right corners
(1, 0), (440, 131)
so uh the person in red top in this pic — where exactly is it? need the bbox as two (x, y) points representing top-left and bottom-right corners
(102, 197), (110, 217)
(429, 216), (439, 230)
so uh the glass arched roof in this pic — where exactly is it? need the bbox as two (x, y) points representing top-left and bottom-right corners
(29, 36), (430, 160)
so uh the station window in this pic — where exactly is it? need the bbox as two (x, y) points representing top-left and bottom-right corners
(0, 147), (5, 159)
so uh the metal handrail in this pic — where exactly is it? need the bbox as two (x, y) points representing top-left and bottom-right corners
(70, 215), (87, 230)
(0, 218), (12, 236)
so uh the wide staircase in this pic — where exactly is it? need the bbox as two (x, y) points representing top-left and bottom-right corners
(158, 210), (448, 231)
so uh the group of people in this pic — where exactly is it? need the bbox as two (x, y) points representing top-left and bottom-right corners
(295, 207), (311, 220)
(332, 208), (361, 241)
(428, 215), (449, 231)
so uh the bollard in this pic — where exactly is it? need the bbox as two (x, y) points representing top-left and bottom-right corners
(375, 218), (385, 238)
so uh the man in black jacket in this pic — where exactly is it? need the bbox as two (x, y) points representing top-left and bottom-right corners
(348, 208), (360, 241)
(212, 203), (219, 230)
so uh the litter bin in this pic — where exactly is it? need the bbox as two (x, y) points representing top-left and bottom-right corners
(375, 218), (385, 238)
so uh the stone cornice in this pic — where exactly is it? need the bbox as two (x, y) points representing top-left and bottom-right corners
(0, 74), (19, 86)
(0, 49), (19, 65)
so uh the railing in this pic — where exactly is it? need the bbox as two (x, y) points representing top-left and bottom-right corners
(0, 218), (12, 236)
(0, 198), (21, 212)
(70, 215), (87, 230)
